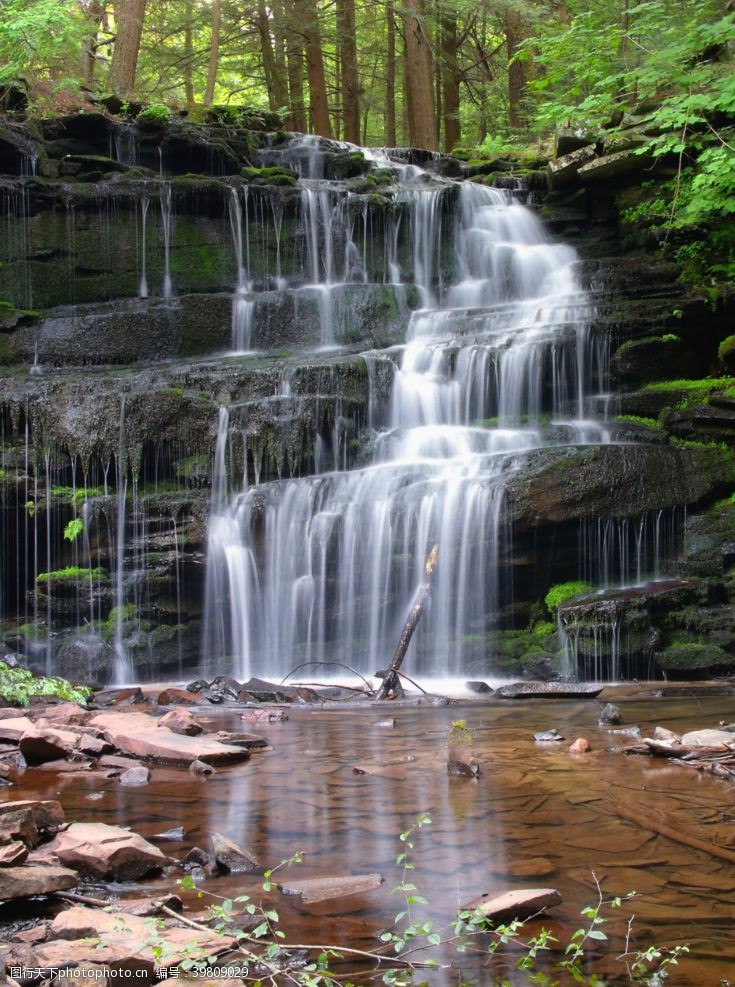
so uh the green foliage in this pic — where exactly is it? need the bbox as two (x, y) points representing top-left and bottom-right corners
(615, 415), (662, 430)
(0, 662), (90, 706)
(532, 620), (556, 637)
(545, 581), (594, 613)
(63, 517), (84, 542)
(0, 0), (87, 92)
(136, 103), (171, 127)
(718, 336), (735, 363)
(51, 486), (103, 504)
(36, 565), (107, 583)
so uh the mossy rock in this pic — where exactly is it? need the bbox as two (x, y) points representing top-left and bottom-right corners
(654, 642), (733, 673)
(718, 334), (735, 372)
(611, 334), (687, 387)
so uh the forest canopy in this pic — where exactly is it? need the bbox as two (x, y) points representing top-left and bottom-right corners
(0, 0), (732, 154)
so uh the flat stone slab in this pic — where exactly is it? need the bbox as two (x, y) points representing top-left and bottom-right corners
(681, 729), (735, 747)
(90, 711), (251, 765)
(496, 682), (603, 699)
(0, 864), (78, 900)
(462, 887), (562, 924)
(279, 873), (383, 903)
(43, 821), (174, 880)
(0, 716), (35, 742)
(0, 798), (65, 829)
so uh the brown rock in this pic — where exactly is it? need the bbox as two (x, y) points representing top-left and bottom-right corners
(0, 840), (28, 865)
(99, 754), (143, 771)
(0, 716), (35, 742)
(241, 707), (288, 723)
(121, 893), (183, 916)
(12, 923), (47, 943)
(210, 832), (261, 873)
(77, 733), (113, 756)
(568, 738), (590, 753)
(279, 873), (383, 904)
(119, 766), (151, 786)
(215, 731), (268, 750)
(50, 905), (149, 941)
(93, 688), (145, 707)
(157, 688), (201, 706)
(31, 703), (92, 726)
(189, 758), (215, 776)
(0, 798), (65, 830)
(0, 806), (39, 847)
(0, 864), (77, 901)
(44, 822), (174, 880)
(461, 887), (562, 924)
(20, 726), (78, 765)
(35, 758), (93, 772)
(159, 707), (202, 735)
(681, 729), (734, 747)
(652, 726), (680, 743)
(90, 711), (250, 766)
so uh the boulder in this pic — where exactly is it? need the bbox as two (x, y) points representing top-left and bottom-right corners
(461, 887), (562, 924)
(0, 798), (65, 828)
(681, 729), (735, 747)
(50, 905), (149, 941)
(0, 806), (39, 847)
(652, 726), (680, 743)
(29, 702), (92, 726)
(278, 873), (383, 904)
(89, 711), (250, 765)
(189, 758), (216, 776)
(158, 707), (202, 735)
(119, 766), (151, 786)
(43, 821), (174, 880)
(555, 127), (600, 158)
(577, 148), (654, 183)
(0, 840), (28, 865)
(546, 145), (598, 189)
(19, 726), (78, 764)
(569, 737), (591, 753)
(0, 716), (35, 742)
(210, 832), (261, 874)
(0, 864), (77, 901)
(598, 703), (622, 725)
(157, 688), (201, 706)
(465, 680), (493, 694)
(93, 688), (145, 707)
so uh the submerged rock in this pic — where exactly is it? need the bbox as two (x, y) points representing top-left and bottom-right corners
(461, 887), (562, 924)
(210, 832), (261, 874)
(279, 872), (383, 903)
(90, 711), (250, 765)
(496, 682), (603, 699)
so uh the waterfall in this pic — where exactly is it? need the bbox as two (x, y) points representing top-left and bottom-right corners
(229, 187), (254, 351)
(160, 182), (173, 299)
(139, 191), (150, 298)
(203, 148), (611, 681)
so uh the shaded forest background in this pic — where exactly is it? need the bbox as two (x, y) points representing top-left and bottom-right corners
(0, 0), (734, 271)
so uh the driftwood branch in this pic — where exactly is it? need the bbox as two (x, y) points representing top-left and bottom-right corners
(377, 545), (438, 700)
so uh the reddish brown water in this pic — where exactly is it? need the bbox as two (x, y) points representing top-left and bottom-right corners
(7, 685), (735, 985)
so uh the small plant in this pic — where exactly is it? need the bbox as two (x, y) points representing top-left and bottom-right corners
(64, 517), (83, 542)
(137, 103), (170, 127)
(0, 663), (90, 707)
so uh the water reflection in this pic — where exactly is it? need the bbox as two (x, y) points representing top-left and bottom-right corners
(9, 688), (735, 985)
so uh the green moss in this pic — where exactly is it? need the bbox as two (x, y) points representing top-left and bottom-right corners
(718, 335), (735, 363)
(532, 620), (556, 638)
(0, 664), (90, 706)
(615, 415), (662, 430)
(241, 165), (297, 186)
(137, 103), (171, 127)
(50, 486), (103, 504)
(545, 581), (594, 614)
(36, 566), (108, 583)
(655, 642), (733, 671)
(642, 377), (735, 409)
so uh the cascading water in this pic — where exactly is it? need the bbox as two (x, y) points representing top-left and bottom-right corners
(203, 147), (615, 682)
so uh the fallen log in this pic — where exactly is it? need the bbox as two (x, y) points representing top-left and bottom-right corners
(377, 545), (438, 701)
(603, 801), (735, 865)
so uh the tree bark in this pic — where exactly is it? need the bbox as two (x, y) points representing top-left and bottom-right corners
(283, 0), (308, 131)
(258, 0), (289, 111)
(376, 546), (438, 700)
(204, 0), (221, 105)
(80, 0), (105, 90)
(298, 0), (333, 137)
(385, 3), (396, 145)
(336, 0), (360, 143)
(110, 0), (147, 97)
(403, 0), (437, 150)
(440, 4), (460, 151)
(183, 0), (194, 108)
(504, 7), (527, 131)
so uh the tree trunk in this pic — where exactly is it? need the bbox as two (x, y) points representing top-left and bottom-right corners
(385, 3), (396, 145)
(283, 0), (308, 131)
(433, 4), (442, 148)
(110, 0), (147, 97)
(336, 0), (360, 143)
(258, 0), (289, 111)
(376, 546), (438, 700)
(298, 0), (333, 137)
(80, 0), (105, 90)
(440, 4), (460, 151)
(183, 0), (194, 108)
(204, 0), (221, 105)
(403, 0), (437, 150)
(504, 7), (527, 131)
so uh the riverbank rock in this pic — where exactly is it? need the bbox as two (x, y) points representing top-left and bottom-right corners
(89, 711), (251, 765)
(496, 682), (603, 699)
(159, 707), (203, 735)
(461, 887), (562, 924)
(42, 821), (174, 880)
(210, 832), (261, 874)
(0, 864), (77, 900)
(0, 799), (65, 847)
